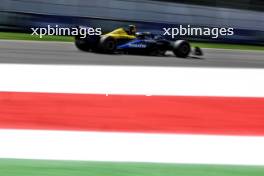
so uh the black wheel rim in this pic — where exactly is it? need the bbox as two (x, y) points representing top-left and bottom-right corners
(107, 41), (115, 50)
(181, 45), (189, 54)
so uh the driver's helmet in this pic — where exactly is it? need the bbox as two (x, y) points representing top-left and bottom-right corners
(128, 25), (136, 35)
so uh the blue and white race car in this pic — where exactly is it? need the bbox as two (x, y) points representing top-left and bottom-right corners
(75, 26), (202, 58)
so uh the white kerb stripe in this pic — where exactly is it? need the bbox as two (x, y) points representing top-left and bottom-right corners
(0, 130), (264, 165)
(0, 64), (264, 97)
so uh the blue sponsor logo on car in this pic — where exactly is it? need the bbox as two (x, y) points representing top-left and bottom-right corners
(117, 40), (147, 49)
(128, 43), (147, 48)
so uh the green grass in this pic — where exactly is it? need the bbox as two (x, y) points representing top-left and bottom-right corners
(191, 42), (264, 51)
(0, 32), (74, 42)
(0, 159), (264, 176)
(0, 32), (263, 51)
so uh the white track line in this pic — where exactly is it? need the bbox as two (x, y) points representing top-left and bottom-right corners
(0, 64), (264, 97)
(0, 130), (264, 165)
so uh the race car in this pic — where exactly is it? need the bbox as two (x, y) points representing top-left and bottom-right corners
(75, 25), (202, 58)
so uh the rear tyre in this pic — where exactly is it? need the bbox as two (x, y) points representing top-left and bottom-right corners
(100, 36), (117, 53)
(173, 40), (191, 58)
(75, 36), (91, 52)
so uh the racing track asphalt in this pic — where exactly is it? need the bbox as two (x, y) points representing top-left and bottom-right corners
(0, 40), (263, 68)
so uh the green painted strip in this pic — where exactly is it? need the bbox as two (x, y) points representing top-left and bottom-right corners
(0, 159), (263, 176)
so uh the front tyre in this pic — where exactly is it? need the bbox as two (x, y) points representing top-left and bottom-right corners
(173, 40), (191, 58)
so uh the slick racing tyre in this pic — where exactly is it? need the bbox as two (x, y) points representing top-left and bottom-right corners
(173, 40), (191, 58)
(75, 36), (91, 52)
(100, 36), (117, 53)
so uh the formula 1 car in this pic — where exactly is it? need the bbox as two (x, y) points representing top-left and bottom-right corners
(75, 26), (202, 58)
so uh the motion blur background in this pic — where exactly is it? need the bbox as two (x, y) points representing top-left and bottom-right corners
(0, 0), (263, 44)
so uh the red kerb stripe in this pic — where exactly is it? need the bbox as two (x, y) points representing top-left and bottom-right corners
(0, 92), (264, 135)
